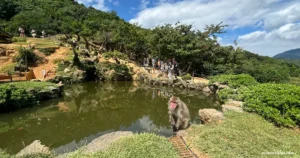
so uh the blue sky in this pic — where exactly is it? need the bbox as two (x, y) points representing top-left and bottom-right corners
(76, 0), (300, 57)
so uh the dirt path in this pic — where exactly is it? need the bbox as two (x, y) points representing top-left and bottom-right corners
(32, 47), (69, 80)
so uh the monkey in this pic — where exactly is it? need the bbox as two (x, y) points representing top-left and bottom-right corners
(168, 96), (190, 132)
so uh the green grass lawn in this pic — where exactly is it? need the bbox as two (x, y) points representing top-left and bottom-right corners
(0, 133), (179, 158)
(69, 133), (179, 158)
(187, 111), (300, 158)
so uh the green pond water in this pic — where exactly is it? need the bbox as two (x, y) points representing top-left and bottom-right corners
(0, 81), (221, 154)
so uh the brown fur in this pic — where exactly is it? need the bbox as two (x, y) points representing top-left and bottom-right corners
(168, 96), (190, 132)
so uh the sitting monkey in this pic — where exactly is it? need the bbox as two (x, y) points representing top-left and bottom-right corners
(168, 96), (190, 132)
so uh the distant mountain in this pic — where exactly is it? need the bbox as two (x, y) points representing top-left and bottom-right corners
(273, 48), (300, 59)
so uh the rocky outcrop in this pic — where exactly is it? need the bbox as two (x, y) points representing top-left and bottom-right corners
(55, 131), (133, 158)
(222, 100), (243, 113)
(26, 83), (64, 100)
(16, 140), (50, 157)
(81, 131), (133, 153)
(198, 109), (225, 124)
(138, 72), (209, 92)
(209, 82), (230, 94)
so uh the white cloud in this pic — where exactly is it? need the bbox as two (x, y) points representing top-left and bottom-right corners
(140, 0), (150, 10)
(113, 1), (120, 6)
(130, 0), (300, 56)
(238, 23), (300, 57)
(76, 0), (109, 11)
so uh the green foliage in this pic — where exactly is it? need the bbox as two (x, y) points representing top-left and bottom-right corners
(188, 111), (300, 158)
(181, 73), (192, 80)
(12, 37), (27, 42)
(0, 84), (36, 113)
(218, 88), (244, 103)
(96, 62), (132, 81)
(209, 74), (258, 88)
(38, 48), (56, 56)
(15, 47), (39, 65)
(69, 133), (179, 158)
(0, 63), (16, 74)
(102, 50), (129, 60)
(241, 84), (300, 127)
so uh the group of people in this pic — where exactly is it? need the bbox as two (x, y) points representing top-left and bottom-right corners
(144, 57), (179, 79)
(18, 27), (46, 38)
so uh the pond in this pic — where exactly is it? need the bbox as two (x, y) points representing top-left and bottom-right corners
(0, 81), (221, 154)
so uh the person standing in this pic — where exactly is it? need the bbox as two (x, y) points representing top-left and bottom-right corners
(42, 30), (46, 38)
(42, 69), (46, 80)
(19, 27), (25, 37)
(172, 58), (178, 78)
(31, 29), (37, 38)
(152, 57), (156, 73)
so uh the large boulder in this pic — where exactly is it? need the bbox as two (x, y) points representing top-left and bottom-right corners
(198, 109), (225, 124)
(16, 140), (50, 157)
(81, 131), (133, 153)
(202, 86), (211, 93)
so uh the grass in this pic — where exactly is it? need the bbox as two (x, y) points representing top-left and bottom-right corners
(0, 133), (179, 158)
(8, 81), (58, 91)
(187, 111), (300, 158)
(69, 133), (179, 158)
(0, 63), (16, 74)
(13, 37), (58, 48)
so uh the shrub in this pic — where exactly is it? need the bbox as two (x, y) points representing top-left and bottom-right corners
(15, 47), (40, 65)
(209, 74), (258, 88)
(96, 62), (132, 81)
(218, 87), (245, 103)
(12, 37), (27, 42)
(241, 83), (300, 127)
(102, 50), (129, 60)
(0, 84), (37, 113)
(0, 63), (16, 74)
(38, 48), (56, 56)
(181, 73), (192, 80)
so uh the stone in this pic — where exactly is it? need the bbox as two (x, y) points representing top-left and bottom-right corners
(6, 50), (15, 56)
(202, 86), (211, 93)
(222, 105), (243, 113)
(209, 85), (218, 93)
(30, 79), (42, 82)
(225, 100), (244, 107)
(16, 140), (50, 157)
(198, 109), (225, 124)
(0, 48), (5, 56)
(64, 68), (71, 73)
(81, 131), (133, 153)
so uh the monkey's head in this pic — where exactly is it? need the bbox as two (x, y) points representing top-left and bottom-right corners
(169, 96), (179, 110)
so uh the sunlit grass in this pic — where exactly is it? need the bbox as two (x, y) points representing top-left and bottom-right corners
(187, 111), (300, 158)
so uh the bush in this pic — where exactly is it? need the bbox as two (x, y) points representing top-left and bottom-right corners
(181, 73), (192, 80)
(15, 47), (40, 65)
(0, 84), (37, 113)
(102, 50), (129, 60)
(241, 83), (300, 127)
(209, 74), (258, 88)
(0, 63), (16, 74)
(38, 48), (56, 56)
(12, 37), (27, 42)
(218, 87), (245, 102)
(96, 62), (132, 81)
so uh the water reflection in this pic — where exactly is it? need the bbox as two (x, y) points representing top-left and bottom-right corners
(0, 81), (220, 154)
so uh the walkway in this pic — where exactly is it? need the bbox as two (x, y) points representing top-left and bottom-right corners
(168, 135), (198, 158)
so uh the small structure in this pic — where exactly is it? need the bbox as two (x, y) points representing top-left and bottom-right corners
(0, 28), (12, 43)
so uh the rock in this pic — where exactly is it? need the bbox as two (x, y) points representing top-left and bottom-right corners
(202, 86), (211, 93)
(222, 105), (243, 113)
(30, 79), (42, 82)
(16, 140), (50, 157)
(81, 131), (133, 153)
(225, 100), (244, 107)
(188, 83), (196, 89)
(218, 84), (230, 90)
(209, 85), (218, 93)
(0, 48), (5, 56)
(198, 109), (225, 124)
(64, 68), (71, 73)
(6, 50), (15, 56)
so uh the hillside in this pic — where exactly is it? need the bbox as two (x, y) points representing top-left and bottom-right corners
(273, 48), (300, 59)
